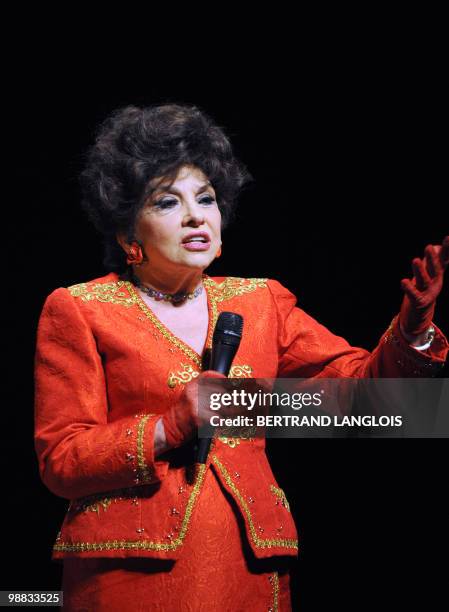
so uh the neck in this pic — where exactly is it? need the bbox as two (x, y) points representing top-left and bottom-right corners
(129, 266), (205, 296)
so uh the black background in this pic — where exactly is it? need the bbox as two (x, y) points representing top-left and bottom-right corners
(4, 39), (448, 611)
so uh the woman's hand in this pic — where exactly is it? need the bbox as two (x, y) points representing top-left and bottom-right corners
(399, 235), (449, 338)
(159, 370), (227, 452)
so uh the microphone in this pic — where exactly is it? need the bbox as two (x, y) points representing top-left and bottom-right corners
(196, 311), (244, 464)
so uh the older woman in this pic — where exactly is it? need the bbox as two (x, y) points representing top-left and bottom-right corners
(34, 103), (449, 611)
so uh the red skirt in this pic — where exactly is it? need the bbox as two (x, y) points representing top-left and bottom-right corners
(61, 468), (292, 611)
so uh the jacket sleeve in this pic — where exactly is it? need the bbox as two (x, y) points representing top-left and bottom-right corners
(34, 287), (169, 500)
(267, 279), (449, 378)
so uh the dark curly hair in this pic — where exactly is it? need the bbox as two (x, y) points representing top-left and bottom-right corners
(79, 103), (254, 272)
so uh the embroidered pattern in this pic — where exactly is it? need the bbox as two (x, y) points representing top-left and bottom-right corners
(229, 364), (253, 378)
(218, 424), (257, 448)
(269, 572), (280, 611)
(203, 276), (268, 303)
(68, 280), (136, 307)
(53, 464), (207, 553)
(82, 498), (113, 514)
(168, 363), (200, 388)
(136, 415), (153, 484)
(69, 493), (124, 516)
(270, 485), (291, 512)
(212, 455), (298, 550)
(168, 363), (254, 388)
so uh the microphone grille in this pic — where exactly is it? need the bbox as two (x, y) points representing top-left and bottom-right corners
(215, 311), (243, 337)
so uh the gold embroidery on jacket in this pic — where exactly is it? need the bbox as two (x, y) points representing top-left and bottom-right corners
(270, 485), (291, 512)
(203, 276), (268, 303)
(82, 498), (113, 514)
(53, 464), (207, 553)
(70, 494), (122, 515)
(168, 364), (200, 388)
(270, 572), (280, 611)
(167, 363), (253, 388)
(229, 364), (253, 378)
(220, 437), (241, 448)
(218, 424), (256, 448)
(68, 281), (136, 307)
(136, 415), (153, 484)
(212, 455), (298, 550)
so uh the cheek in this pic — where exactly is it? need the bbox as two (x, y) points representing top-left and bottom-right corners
(210, 208), (222, 232)
(141, 219), (174, 246)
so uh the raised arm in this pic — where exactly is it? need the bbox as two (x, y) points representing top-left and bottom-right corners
(268, 238), (449, 379)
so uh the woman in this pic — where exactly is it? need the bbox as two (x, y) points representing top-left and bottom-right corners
(34, 103), (449, 611)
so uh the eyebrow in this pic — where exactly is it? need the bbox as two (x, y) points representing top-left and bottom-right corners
(154, 181), (213, 196)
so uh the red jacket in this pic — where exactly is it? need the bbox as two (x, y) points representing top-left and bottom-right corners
(34, 273), (448, 561)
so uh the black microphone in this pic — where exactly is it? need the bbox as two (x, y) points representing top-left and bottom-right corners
(196, 311), (244, 464)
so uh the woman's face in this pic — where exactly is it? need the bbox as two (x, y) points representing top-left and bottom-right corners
(132, 164), (222, 274)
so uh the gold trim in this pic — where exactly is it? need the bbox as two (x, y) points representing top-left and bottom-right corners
(68, 280), (136, 307)
(219, 437), (241, 448)
(212, 455), (298, 550)
(202, 276), (268, 303)
(271, 572), (280, 611)
(53, 464), (207, 553)
(229, 364), (253, 377)
(270, 485), (291, 513)
(82, 498), (113, 514)
(136, 415), (153, 484)
(168, 363), (200, 388)
(167, 363), (254, 388)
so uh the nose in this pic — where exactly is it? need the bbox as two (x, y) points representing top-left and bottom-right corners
(182, 200), (205, 226)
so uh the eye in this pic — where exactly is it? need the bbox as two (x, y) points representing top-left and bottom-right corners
(199, 195), (216, 205)
(154, 198), (177, 209)
(153, 194), (216, 209)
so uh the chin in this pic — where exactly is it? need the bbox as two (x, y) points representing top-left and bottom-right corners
(184, 253), (213, 265)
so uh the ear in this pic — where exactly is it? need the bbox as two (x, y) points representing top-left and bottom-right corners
(116, 232), (129, 252)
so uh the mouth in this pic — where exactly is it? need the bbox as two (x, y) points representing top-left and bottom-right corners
(181, 231), (212, 252)
(181, 231), (211, 244)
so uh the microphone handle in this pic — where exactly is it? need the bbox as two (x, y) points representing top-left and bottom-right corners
(197, 436), (213, 464)
(197, 342), (236, 463)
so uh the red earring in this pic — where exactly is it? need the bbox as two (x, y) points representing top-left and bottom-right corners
(216, 246), (222, 258)
(126, 242), (144, 266)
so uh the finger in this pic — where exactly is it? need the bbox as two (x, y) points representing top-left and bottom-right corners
(424, 245), (441, 278)
(200, 370), (228, 379)
(439, 235), (449, 268)
(400, 278), (424, 305)
(412, 257), (432, 291)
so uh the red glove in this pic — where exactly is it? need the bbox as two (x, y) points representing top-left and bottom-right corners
(162, 370), (227, 449)
(399, 235), (449, 337)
